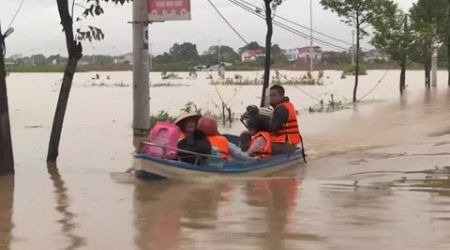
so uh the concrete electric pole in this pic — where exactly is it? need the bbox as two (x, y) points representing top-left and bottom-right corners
(132, 0), (151, 136)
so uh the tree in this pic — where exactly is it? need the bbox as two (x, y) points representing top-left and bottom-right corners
(0, 25), (14, 175)
(370, 0), (412, 95)
(47, 0), (130, 163)
(409, 0), (448, 88)
(271, 44), (288, 63)
(169, 42), (199, 62)
(261, 0), (284, 107)
(238, 41), (264, 54)
(321, 0), (379, 102)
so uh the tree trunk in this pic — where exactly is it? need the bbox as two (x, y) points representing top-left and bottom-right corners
(425, 53), (431, 88)
(47, 0), (82, 162)
(448, 0), (450, 86)
(0, 30), (14, 175)
(353, 16), (360, 103)
(261, 0), (273, 107)
(400, 62), (406, 95)
(448, 41), (450, 86)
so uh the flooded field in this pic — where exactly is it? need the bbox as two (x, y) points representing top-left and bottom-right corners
(1, 70), (450, 250)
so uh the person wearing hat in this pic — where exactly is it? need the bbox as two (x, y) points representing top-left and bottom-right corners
(174, 112), (202, 141)
(197, 116), (254, 162)
(174, 112), (212, 164)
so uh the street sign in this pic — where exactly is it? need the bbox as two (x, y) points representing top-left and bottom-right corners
(148, 0), (191, 21)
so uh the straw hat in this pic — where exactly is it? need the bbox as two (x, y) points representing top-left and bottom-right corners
(174, 112), (201, 125)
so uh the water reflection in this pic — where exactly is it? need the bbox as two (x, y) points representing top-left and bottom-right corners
(246, 178), (319, 250)
(0, 176), (14, 250)
(133, 181), (184, 250)
(47, 163), (85, 250)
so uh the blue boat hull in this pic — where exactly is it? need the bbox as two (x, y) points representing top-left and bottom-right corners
(134, 151), (303, 180)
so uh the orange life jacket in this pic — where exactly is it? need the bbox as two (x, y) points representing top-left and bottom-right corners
(179, 132), (186, 141)
(270, 102), (301, 145)
(250, 131), (272, 159)
(208, 135), (230, 160)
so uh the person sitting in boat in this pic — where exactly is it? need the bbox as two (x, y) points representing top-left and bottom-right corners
(245, 115), (272, 159)
(268, 84), (303, 155)
(174, 112), (202, 140)
(196, 116), (254, 162)
(174, 112), (212, 164)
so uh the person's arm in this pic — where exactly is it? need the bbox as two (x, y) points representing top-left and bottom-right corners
(268, 106), (289, 132)
(246, 137), (266, 156)
(228, 143), (255, 161)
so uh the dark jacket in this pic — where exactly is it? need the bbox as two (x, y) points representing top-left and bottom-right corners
(177, 130), (212, 164)
(268, 97), (290, 133)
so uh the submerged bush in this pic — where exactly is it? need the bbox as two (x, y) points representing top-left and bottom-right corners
(342, 63), (368, 76)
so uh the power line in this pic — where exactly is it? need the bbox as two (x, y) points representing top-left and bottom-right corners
(358, 69), (390, 101)
(237, 0), (353, 46)
(207, 0), (249, 45)
(227, 0), (349, 51)
(7, 0), (26, 30)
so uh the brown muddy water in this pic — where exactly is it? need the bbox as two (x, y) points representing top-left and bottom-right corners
(1, 70), (450, 250)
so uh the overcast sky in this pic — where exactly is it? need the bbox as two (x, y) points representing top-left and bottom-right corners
(1, 0), (415, 57)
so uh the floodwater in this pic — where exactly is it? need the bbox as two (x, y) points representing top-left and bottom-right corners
(1, 70), (450, 250)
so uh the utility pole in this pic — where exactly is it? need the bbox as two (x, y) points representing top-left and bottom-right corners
(132, 0), (150, 136)
(309, 0), (314, 72)
(0, 27), (14, 175)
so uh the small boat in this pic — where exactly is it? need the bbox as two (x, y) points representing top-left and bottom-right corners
(134, 135), (305, 180)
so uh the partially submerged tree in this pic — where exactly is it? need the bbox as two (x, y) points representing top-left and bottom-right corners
(48, 0), (130, 163)
(261, 0), (283, 107)
(320, 0), (379, 102)
(409, 0), (448, 88)
(370, 0), (412, 95)
(0, 25), (14, 175)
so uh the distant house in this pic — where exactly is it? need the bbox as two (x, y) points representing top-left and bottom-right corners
(363, 49), (388, 62)
(114, 53), (135, 65)
(241, 49), (265, 63)
(285, 48), (300, 62)
(298, 46), (322, 62)
(284, 46), (322, 62)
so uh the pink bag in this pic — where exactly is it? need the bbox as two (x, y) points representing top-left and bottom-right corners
(143, 122), (180, 159)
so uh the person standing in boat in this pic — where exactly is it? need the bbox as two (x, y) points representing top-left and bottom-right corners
(267, 84), (303, 155)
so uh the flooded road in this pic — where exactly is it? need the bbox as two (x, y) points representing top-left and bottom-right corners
(1, 70), (450, 249)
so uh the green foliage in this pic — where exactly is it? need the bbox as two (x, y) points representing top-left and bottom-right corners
(342, 63), (368, 75)
(409, 0), (449, 64)
(320, 0), (379, 37)
(238, 42), (264, 54)
(180, 102), (202, 114)
(370, 1), (412, 64)
(149, 110), (174, 129)
(75, 0), (131, 42)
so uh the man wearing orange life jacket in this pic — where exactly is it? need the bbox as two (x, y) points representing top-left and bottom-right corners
(267, 84), (302, 155)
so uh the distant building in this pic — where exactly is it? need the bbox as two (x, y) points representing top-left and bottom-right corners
(363, 49), (388, 62)
(114, 53), (135, 65)
(241, 49), (265, 63)
(285, 48), (300, 62)
(298, 46), (322, 62)
(284, 46), (322, 62)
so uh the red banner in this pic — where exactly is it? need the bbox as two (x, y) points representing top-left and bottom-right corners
(148, 0), (191, 21)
